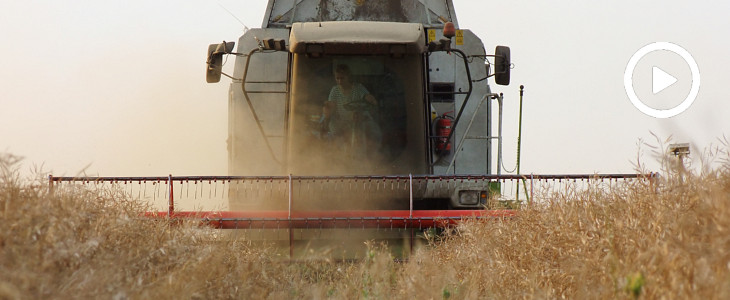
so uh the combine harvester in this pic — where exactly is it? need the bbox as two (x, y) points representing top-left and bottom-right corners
(50, 0), (653, 257)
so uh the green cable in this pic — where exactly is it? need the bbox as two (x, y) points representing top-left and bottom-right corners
(515, 85), (529, 202)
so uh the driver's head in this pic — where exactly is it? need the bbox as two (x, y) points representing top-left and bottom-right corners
(334, 64), (352, 87)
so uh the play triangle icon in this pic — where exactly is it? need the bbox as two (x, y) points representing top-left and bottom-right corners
(652, 66), (677, 94)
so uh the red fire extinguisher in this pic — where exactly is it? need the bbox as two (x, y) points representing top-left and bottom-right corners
(434, 112), (454, 154)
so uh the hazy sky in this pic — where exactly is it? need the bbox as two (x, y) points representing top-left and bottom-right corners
(1, 0), (728, 177)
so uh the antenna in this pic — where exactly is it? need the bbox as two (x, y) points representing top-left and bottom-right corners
(217, 2), (250, 32)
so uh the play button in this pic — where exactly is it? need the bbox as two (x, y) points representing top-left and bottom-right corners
(652, 66), (677, 94)
(624, 42), (701, 118)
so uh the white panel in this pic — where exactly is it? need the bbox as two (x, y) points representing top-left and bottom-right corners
(453, 30), (491, 175)
(229, 28), (291, 176)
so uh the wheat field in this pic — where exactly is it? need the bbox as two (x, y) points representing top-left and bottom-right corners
(1, 152), (729, 299)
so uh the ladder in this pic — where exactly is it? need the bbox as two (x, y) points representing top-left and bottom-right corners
(239, 50), (291, 166)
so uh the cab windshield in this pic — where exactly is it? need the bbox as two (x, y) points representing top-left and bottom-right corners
(288, 54), (427, 175)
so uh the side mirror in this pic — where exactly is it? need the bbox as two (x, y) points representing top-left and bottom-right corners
(206, 41), (235, 83)
(494, 46), (511, 86)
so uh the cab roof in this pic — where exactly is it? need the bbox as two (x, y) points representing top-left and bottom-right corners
(289, 21), (426, 55)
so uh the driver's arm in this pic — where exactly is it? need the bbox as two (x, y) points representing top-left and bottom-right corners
(364, 94), (377, 105)
(322, 100), (336, 118)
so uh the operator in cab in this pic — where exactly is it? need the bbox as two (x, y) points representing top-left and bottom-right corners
(319, 64), (381, 159)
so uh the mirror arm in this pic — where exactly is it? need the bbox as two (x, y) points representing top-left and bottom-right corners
(220, 71), (239, 81)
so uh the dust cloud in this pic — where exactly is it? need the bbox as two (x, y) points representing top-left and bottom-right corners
(3, 44), (231, 211)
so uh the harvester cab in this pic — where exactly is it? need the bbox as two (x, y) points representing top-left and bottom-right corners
(206, 0), (510, 211)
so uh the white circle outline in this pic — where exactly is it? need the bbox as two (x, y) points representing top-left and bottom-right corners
(623, 42), (700, 118)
